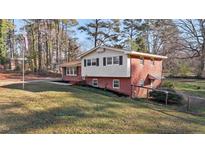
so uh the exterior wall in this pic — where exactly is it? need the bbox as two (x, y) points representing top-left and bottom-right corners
(62, 66), (82, 84)
(81, 48), (130, 77)
(130, 56), (163, 97)
(85, 77), (131, 96)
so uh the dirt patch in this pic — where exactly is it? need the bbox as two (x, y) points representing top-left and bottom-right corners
(0, 71), (60, 82)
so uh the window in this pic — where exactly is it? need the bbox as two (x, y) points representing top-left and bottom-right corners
(140, 58), (144, 65)
(66, 67), (77, 76)
(113, 79), (120, 89)
(151, 59), (155, 65)
(92, 58), (97, 66)
(92, 79), (98, 87)
(107, 57), (112, 65)
(73, 67), (77, 75)
(87, 59), (91, 66)
(113, 56), (120, 64)
(138, 79), (144, 86)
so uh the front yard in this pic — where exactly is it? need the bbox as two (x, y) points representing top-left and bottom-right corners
(0, 81), (205, 133)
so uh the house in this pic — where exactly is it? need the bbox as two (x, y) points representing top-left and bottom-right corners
(61, 46), (167, 98)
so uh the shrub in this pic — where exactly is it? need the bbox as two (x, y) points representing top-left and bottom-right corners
(149, 88), (183, 105)
(162, 81), (174, 88)
(179, 63), (191, 77)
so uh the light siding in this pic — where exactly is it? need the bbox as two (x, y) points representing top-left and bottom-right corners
(81, 48), (130, 77)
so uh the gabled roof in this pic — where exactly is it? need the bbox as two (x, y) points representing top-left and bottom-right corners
(80, 46), (167, 60)
(60, 60), (81, 67)
(79, 46), (126, 58)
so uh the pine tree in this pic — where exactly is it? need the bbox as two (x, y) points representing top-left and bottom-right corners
(78, 19), (120, 47)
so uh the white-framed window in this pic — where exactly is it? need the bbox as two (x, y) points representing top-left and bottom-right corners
(92, 58), (97, 66)
(107, 57), (113, 65)
(87, 59), (91, 66)
(113, 56), (119, 64)
(66, 67), (77, 76)
(113, 79), (120, 89)
(138, 79), (144, 86)
(140, 58), (144, 65)
(92, 79), (98, 87)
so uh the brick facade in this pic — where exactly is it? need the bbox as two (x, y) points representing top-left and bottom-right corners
(85, 77), (131, 96)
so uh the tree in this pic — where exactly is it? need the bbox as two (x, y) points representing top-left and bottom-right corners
(21, 19), (79, 73)
(121, 19), (147, 50)
(78, 19), (120, 47)
(175, 19), (205, 77)
(0, 19), (14, 64)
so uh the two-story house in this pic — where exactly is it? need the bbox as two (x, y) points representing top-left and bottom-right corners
(61, 46), (167, 97)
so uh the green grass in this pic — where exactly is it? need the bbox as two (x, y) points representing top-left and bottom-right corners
(0, 82), (205, 133)
(166, 79), (205, 98)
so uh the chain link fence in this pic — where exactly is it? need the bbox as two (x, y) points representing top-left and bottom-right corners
(131, 85), (205, 114)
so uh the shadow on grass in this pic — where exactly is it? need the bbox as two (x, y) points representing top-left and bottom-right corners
(0, 103), (120, 133)
(1, 82), (205, 133)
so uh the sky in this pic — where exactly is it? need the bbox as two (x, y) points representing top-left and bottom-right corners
(14, 19), (92, 51)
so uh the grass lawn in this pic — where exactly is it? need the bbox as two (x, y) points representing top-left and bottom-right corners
(167, 79), (205, 98)
(0, 81), (205, 133)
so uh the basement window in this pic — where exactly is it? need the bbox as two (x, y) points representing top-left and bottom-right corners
(138, 79), (144, 86)
(113, 79), (120, 89)
(92, 79), (98, 87)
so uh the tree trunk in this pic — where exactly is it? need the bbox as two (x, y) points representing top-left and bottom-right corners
(37, 21), (42, 72)
(198, 44), (205, 77)
(94, 19), (99, 47)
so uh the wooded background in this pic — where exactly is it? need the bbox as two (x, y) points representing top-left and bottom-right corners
(0, 19), (205, 77)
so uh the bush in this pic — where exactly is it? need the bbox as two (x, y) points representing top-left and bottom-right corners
(162, 81), (174, 88)
(149, 88), (183, 105)
(179, 63), (191, 77)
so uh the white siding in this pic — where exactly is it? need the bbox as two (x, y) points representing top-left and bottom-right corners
(81, 48), (130, 77)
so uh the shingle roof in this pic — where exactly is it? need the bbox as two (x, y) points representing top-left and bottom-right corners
(60, 60), (81, 67)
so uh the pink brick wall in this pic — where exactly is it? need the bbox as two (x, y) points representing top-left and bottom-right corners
(130, 56), (163, 97)
(85, 77), (131, 96)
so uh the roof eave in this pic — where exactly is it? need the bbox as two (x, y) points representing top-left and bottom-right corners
(127, 52), (168, 59)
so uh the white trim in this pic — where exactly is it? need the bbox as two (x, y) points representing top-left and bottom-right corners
(66, 67), (77, 76)
(106, 57), (113, 66)
(113, 56), (120, 65)
(80, 46), (126, 58)
(113, 79), (120, 89)
(80, 46), (167, 59)
(92, 79), (98, 87)
(91, 58), (97, 66)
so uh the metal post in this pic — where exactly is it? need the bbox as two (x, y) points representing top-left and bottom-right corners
(146, 89), (149, 100)
(22, 48), (25, 89)
(187, 96), (190, 111)
(165, 91), (168, 106)
(131, 85), (133, 98)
